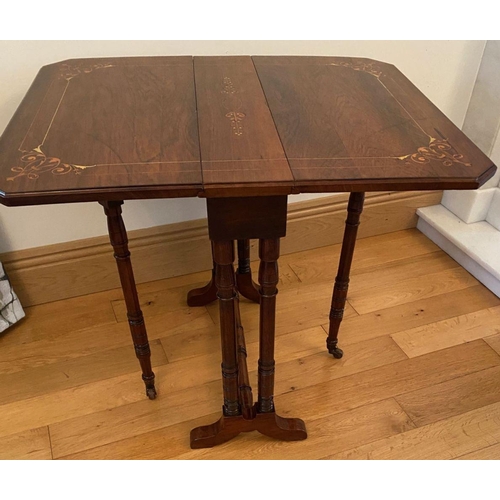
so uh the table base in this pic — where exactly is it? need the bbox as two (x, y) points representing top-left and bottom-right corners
(189, 282), (306, 449)
(190, 406), (307, 449)
(185, 195), (309, 449)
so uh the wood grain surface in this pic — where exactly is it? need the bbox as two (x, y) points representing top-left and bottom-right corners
(194, 57), (293, 187)
(0, 56), (495, 205)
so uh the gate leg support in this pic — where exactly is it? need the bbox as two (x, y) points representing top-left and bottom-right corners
(326, 192), (365, 359)
(100, 201), (156, 399)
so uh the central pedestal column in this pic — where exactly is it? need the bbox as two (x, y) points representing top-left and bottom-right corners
(189, 196), (307, 449)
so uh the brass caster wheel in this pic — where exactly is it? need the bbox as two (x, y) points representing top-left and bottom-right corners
(327, 339), (344, 359)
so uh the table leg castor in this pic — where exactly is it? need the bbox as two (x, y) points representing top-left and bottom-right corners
(327, 340), (344, 359)
(144, 375), (157, 400)
(190, 406), (307, 449)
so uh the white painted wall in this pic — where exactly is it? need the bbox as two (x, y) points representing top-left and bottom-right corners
(0, 40), (486, 253)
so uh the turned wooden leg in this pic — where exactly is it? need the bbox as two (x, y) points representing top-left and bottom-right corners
(100, 201), (156, 400)
(235, 296), (255, 420)
(326, 192), (365, 358)
(235, 239), (260, 303)
(213, 240), (240, 417)
(257, 238), (279, 413)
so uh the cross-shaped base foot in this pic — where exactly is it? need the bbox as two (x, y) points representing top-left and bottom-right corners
(190, 405), (307, 449)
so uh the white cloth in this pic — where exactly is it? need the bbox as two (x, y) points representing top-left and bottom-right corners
(0, 262), (25, 333)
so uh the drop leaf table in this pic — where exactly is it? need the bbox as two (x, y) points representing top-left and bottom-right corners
(0, 56), (495, 449)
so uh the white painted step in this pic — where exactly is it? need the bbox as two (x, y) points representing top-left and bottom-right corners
(417, 204), (500, 297)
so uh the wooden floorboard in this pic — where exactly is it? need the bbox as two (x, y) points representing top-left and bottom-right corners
(325, 400), (500, 460)
(0, 228), (499, 459)
(484, 333), (500, 356)
(395, 365), (500, 427)
(455, 442), (500, 460)
(0, 340), (168, 406)
(0, 426), (52, 460)
(174, 399), (415, 460)
(391, 306), (500, 357)
(348, 267), (479, 315)
(321, 285), (499, 347)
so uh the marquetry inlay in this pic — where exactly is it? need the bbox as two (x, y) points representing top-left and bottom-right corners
(329, 60), (383, 78)
(59, 62), (114, 81)
(400, 138), (472, 168)
(221, 76), (245, 136)
(8, 147), (96, 181)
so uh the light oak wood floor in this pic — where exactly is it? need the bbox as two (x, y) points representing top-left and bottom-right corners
(1, 228), (500, 460)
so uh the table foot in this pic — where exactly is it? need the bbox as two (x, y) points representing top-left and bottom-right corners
(187, 239), (260, 306)
(190, 405), (307, 449)
(143, 374), (157, 400)
(188, 273), (260, 306)
(146, 387), (157, 400)
(235, 271), (260, 304)
(236, 239), (260, 304)
(186, 275), (217, 307)
(326, 339), (344, 359)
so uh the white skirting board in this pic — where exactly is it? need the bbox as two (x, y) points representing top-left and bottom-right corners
(417, 205), (500, 298)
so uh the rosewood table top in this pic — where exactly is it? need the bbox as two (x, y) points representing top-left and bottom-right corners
(0, 55), (496, 206)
